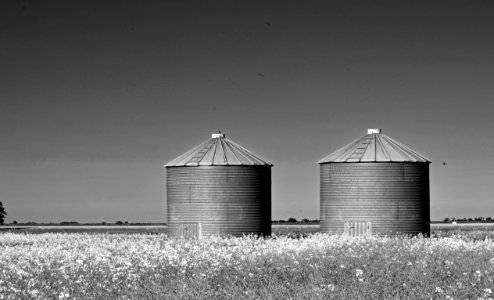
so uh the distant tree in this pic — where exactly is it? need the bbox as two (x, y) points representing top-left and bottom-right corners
(487, 217), (493, 222)
(0, 201), (6, 225)
(101, 222), (106, 225)
(60, 221), (79, 225)
(287, 217), (298, 223)
(12, 220), (18, 225)
(301, 218), (310, 223)
(115, 221), (123, 225)
(443, 217), (450, 223)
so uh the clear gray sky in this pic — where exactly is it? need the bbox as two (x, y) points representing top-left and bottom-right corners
(1, 0), (493, 223)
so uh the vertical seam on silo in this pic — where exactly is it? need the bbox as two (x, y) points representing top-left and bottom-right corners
(210, 138), (218, 165)
(329, 163), (331, 182)
(374, 134), (376, 161)
(220, 139), (228, 164)
(378, 135), (391, 161)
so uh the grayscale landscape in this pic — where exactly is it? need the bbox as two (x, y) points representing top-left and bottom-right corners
(1, 1), (493, 299)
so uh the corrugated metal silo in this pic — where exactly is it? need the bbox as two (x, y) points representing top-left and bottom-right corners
(165, 132), (272, 237)
(319, 129), (431, 236)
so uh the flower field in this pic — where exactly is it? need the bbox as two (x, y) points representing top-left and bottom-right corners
(0, 233), (493, 299)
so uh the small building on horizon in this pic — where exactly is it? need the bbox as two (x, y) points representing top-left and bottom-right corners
(318, 129), (431, 236)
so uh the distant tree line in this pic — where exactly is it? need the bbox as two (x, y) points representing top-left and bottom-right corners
(443, 217), (493, 223)
(3, 221), (164, 226)
(272, 218), (320, 224)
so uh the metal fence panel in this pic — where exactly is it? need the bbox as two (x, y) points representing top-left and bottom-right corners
(344, 221), (372, 236)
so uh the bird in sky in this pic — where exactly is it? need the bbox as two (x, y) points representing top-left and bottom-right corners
(443, 161), (447, 166)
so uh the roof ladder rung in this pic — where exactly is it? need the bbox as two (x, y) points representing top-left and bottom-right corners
(189, 141), (216, 162)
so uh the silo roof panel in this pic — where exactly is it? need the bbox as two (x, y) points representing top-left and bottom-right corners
(212, 138), (227, 165)
(360, 134), (377, 161)
(165, 142), (206, 167)
(222, 139), (251, 165)
(327, 137), (363, 162)
(318, 129), (430, 163)
(227, 139), (268, 165)
(166, 133), (273, 167)
(198, 140), (218, 165)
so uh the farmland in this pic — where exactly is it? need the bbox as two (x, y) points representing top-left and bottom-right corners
(2, 223), (494, 235)
(1, 230), (493, 299)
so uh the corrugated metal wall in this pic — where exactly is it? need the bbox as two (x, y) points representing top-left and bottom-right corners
(320, 162), (430, 235)
(167, 166), (271, 237)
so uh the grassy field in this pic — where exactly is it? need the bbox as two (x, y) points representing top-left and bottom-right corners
(1, 231), (493, 299)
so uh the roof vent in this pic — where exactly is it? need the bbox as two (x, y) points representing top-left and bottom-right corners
(212, 132), (225, 138)
(367, 129), (382, 134)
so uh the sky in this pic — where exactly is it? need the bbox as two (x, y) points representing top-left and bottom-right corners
(1, 0), (493, 223)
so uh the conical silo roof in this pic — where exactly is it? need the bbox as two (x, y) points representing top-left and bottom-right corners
(166, 132), (273, 167)
(318, 129), (431, 163)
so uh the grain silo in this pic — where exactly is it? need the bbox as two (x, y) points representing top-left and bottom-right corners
(319, 129), (431, 236)
(165, 132), (272, 237)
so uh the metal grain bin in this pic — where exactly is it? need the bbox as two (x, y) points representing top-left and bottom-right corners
(318, 129), (431, 236)
(165, 132), (272, 237)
